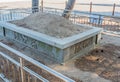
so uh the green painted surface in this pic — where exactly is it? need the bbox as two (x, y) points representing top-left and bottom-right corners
(0, 27), (3, 36)
(2, 28), (99, 63)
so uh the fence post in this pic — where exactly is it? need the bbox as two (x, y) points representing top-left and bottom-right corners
(20, 58), (25, 82)
(65, 0), (68, 8)
(0, 12), (1, 21)
(28, 74), (31, 82)
(90, 2), (92, 13)
(112, 3), (116, 16)
(10, 10), (12, 20)
(98, 15), (101, 26)
(6, 59), (10, 78)
(11, 64), (16, 82)
(41, 0), (43, 12)
(34, 77), (37, 82)
(32, 0), (39, 13)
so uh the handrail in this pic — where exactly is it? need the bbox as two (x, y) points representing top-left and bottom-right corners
(0, 52), (49, 82)
(0, 42), (75, 82)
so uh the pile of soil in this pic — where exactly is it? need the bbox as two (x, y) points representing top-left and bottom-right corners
(10, 12), (91, 38)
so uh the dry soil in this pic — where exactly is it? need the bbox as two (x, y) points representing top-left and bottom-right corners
(10, 12), (91, 38)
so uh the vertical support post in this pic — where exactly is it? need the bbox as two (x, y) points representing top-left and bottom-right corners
(6, 59), (10, 78)
(98, 15), (101, 25)
(17, 67), (21, 82)
(20, 58), (25, 82)
(41, 0), (43, 12)
(65, 0), (68, 8)
(74, 13), (75, 24)
(3, 60), (7, 76)
(90, 2), (92, 14)
(10, 10), (12, 20)
(28, 74), (30, 82)
(0, 12), (1, 21)
(34, 77), (37, 82)
(12, 64), (16, 82)
(32, 0), (39, 13)
(112, 3), (116, 16)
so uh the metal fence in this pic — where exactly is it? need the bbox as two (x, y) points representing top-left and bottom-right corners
(43, 7), (120, 34)
(0, 7), (120, 34)
(0, 9), (30, 21)
(0, 42), (75, 82)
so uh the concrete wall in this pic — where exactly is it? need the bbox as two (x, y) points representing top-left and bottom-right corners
(0, 23), (102, 63)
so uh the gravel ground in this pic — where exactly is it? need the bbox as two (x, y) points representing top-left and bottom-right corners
(75, 44), (120, 82)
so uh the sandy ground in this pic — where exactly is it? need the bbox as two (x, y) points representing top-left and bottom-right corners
(53, 33), (120, 82)
(75, 44), (120, 82)
(101, 32), (120, 46)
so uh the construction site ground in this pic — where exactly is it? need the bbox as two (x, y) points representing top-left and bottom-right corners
(0, 32), (120, 82)
(53, 33), (120, 82)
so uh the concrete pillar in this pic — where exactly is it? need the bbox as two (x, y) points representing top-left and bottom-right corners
(32, 0), (39, 13)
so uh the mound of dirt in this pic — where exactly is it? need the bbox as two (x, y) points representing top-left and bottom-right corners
(10, 12), (91, 38)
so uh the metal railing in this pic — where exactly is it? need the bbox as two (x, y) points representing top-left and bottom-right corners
(0, 7), (120, 34)
(0, 42), (75, 82)
(0, 9), (30, 21)
(42, 7), (120, 34)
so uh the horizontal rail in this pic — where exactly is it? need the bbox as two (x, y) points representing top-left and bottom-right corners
(0, 7), (120, 34)
(24, 67), (49, 82)
(0, 42), (75, 82)
(0, 6), (120, 18)
(0, 73), (10, 82)
(43, 7), (120, 19)
(76, 3), (120, 7)
(0, 52), (49, 82)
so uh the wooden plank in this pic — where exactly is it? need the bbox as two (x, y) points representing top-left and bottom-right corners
(20, 58), (25, 82)
(27, 74), (30, 82)
(12, 64), (16, 82)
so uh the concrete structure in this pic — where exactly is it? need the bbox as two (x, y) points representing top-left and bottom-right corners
(32, 0), (39, 13)
(0, 22), (102, 63)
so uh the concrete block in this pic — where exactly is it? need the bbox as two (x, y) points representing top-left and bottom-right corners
(0, 22), (102, 63)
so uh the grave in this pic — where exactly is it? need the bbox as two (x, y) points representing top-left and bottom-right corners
(0, 12), (102, 63)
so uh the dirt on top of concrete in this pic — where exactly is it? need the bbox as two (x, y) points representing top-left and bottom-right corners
(10, 12), (91, 38)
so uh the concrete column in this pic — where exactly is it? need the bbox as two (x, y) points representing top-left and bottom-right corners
(32, 0), (39, 13)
